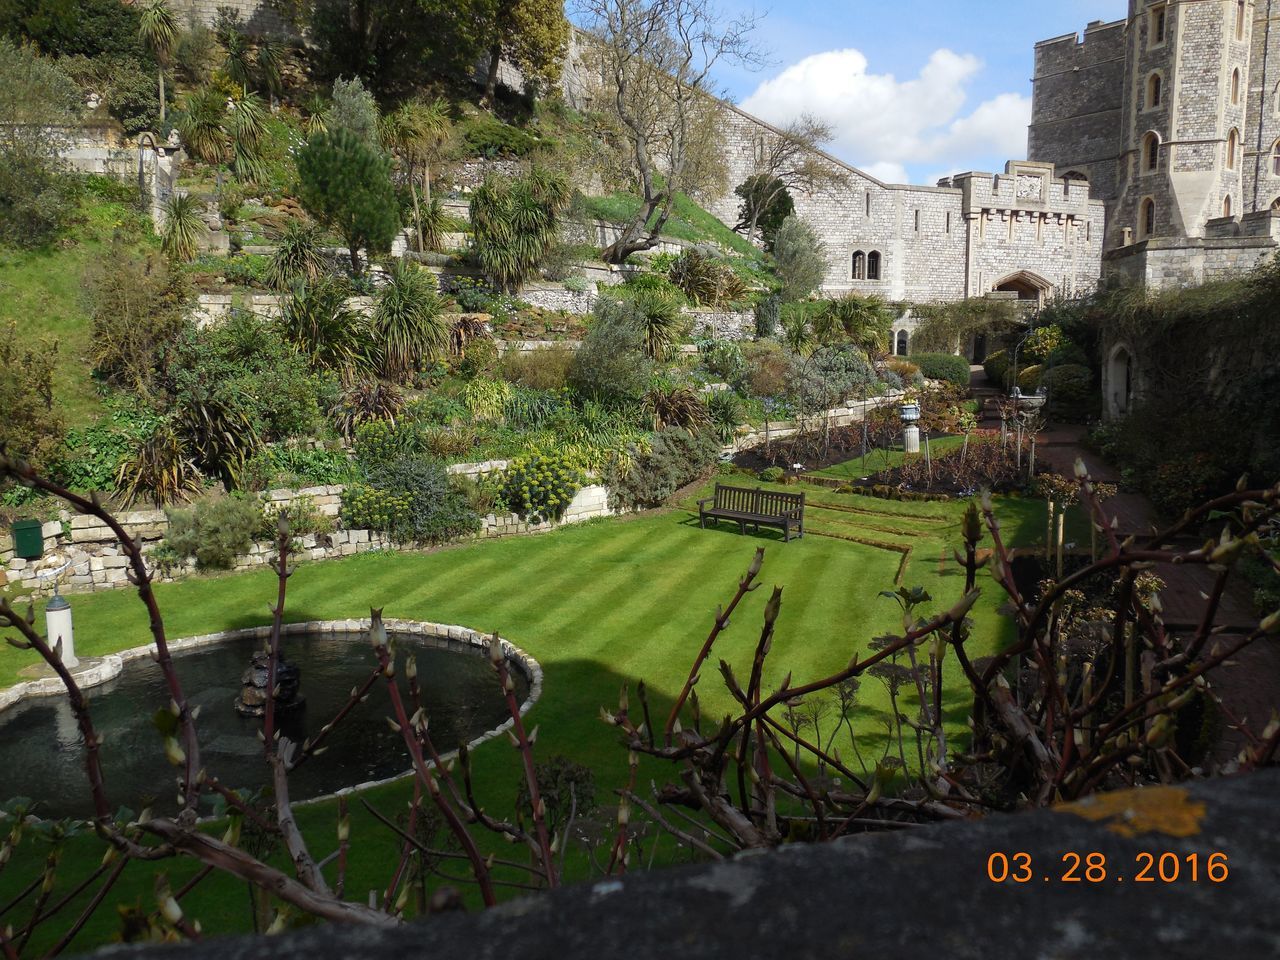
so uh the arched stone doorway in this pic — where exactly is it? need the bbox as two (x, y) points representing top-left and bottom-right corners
(1104, 343), (1136, 419)
(895, 330), (909, 356)
(993, 270), (1054, 306)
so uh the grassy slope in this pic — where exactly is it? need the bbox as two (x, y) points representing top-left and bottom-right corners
(581, 191), (758, 257)
(0, 195), (157, 429)
(0, 485), (1050, 953)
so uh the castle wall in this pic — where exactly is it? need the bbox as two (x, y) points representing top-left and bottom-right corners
(1244, 2), (1280, 211)
(1028, 19), (1127, 203)
(167, 0), (292, 34)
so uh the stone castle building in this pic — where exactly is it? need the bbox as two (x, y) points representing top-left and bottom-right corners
(1030, 0), (1280, 289)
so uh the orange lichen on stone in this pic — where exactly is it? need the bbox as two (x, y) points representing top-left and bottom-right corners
(1059, 786), (1206, 838)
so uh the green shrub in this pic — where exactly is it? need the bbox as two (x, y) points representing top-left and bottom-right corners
(353, 419), (420, 470)
(241, 444), (354, 491)
(0, 320), (65, 475)
(982, 349), (1009, 387)
(260, 494), (335, 540)
(1023, 324), (1064, 364)
(1017, 364), (1044, 392)
(706, 390), (743, 443)
(788, 344), (879, 413)
(499, 345), (575, 391)
(457, 114), (542, 158)
(1041, 364), (1095, 421)
(909, 352), (971, 388)
(622, 270), (687, 303)
(606, 427), (720, 510)
(569, 302), (654, 406)
(160, 495), (262, 571)
(754, 294), (781, 339)
(759, 466), (784, 483)
(740, 341), (792, 398)
(699, 339), (746, 383)
(343, 456), (479, 543)
(502, 450), (583, 523)
(53, 406), (162, 492)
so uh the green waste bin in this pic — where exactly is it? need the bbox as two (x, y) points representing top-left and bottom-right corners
(11, 520), (44, 560)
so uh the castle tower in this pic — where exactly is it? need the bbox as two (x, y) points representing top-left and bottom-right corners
(1112, 0), (1257, 246)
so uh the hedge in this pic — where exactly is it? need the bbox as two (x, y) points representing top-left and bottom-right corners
(910, 352), (971, 387)
(1042, 363), (1096, 421)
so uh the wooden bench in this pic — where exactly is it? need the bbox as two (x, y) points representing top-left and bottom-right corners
(698, 484), (806, 542)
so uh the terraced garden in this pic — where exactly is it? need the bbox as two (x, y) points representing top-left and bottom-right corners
(0, 476), (1055, 952)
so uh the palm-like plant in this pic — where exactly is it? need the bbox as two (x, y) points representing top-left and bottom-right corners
(668, 251), (748, 308)
(631, 288), (687, 362)
(177, 86), (229, 169)
(160, 193), (205, 262)
(138, 0), (178, 125)
(278, 276), (372, 373)
(822, 293), (893, 357)
(304, 95), (329, 138)
(381, 99), (451, 252)
(255, 35), (285, 101)
(332, 378), (404, 439)
(373, 261), (449, 382)
(645, 386), (712, 433)
(116, 421), (203, 506)
(223, 27), (253, 94)
(229, 92), (267, 184)
(266, 221), (328, 290)
(470, 169), (569, 293)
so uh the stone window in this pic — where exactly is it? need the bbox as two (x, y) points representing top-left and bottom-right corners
(1142, 133), (1161, 173)
(1146, 73), (1162, 110)
(914, 209), (920, 232)
(867, 251), (882, 281)
(1140, 198), (1156, 239)
(851, 251), (866, 280)
(1227, 128), (1240, 170)
(1150, 5), (1167, 46)
(1236, 0), (1246, 40)
(1223, 195), (1233, 218)
(946, 211), (952, 233)
(754, 136), (766, 164)
(865, 192), (872, 217)
(1272, 141), (1280, 175)
(1232, 69), (1241, 105)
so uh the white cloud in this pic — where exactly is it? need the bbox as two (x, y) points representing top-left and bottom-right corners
(740, 48), (1031, 184)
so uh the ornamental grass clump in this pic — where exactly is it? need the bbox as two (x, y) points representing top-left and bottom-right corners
(502, 450), (583, 524)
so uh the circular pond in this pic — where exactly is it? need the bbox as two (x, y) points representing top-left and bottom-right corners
(0, 629), (531, 820)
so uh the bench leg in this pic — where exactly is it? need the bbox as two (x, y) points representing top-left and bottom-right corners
(738, 521), (746, 535)
(783, 520), (791, 543)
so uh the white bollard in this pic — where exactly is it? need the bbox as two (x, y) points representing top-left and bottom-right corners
(45, 594), (77, 668)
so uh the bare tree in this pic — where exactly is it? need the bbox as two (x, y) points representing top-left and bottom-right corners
(575, 0), (766, 263)
(735, 115), (848, 245)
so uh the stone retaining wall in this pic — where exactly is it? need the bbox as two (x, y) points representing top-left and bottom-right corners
(729, 391), (908, 453)
(2, 482), (619, 597)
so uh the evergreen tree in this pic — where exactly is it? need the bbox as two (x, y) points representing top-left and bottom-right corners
(296, 128), (401, 276)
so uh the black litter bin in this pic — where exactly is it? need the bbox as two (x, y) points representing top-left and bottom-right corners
(11, 519), (44, 560)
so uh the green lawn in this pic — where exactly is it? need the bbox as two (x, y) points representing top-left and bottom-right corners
(0, 487), (1049, 952)
(0, 191), (158, 428)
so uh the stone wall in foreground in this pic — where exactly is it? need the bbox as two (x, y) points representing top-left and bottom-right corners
(1, 482), (619, 597)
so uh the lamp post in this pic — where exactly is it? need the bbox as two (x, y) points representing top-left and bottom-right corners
(901, 402), (921, 455)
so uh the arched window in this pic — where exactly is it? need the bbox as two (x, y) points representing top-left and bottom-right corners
(1140, 198), (1156, 239)
(1271, 196), (1280, 211)
(1236, 0), (1246, 40)
(1151, 5), (1167, 45)
(1147, 73), (1162, 109)
(1232, 69), (1241, 105)
(896, 330), (908, 356)
(1224, 195), (1233, 218)
(1271, 141), (1280, 176)
(867, 251), (882, 281)
(1227, 128), (1240, 170)
(1142, 133), (1161, 172)
(851, 251), (866, 281)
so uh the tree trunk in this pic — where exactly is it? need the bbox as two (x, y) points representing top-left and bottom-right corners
(601, 195), (671, 264)
(483, 45), (502, 106)
(410, 179), (423, 253)
(348, 240), (361, 276)
(158, 68), (166, 125)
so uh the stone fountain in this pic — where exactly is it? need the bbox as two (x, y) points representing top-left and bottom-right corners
(234, 652), (305, 717)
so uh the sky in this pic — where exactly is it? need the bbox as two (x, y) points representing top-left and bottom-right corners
(707, 0), (1124, 185)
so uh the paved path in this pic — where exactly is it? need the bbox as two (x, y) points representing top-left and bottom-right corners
(970, 367), (1273, 763)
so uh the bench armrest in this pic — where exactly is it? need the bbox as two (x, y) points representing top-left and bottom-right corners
(697, 497), (713, 508)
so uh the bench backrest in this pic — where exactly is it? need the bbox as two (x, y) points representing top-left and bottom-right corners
(712, 484), (804, 517)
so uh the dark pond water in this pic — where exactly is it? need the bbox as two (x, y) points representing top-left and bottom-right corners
(0, 632), (528, 820)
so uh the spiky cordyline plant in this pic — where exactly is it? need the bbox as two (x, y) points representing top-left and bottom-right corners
(470, 169), (569, 294)
(116, 420), (203, 506)
(645, 385), (712, 433)
(160, 193), (205, 262)
(138, 0), (178, 124)
(266, 221), (328, 290)
(177, 86), (228, 168)
(278, 276), (373, 374)
(373, 260), (449, 382)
